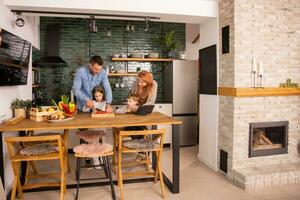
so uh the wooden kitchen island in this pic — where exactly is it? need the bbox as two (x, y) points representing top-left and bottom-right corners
(0, 112), (182, 195)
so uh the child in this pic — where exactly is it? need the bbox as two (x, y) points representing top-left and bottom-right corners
(116, 93), (139, 114)
(78, 86), (107, 169)
(82, 86), (107, 112)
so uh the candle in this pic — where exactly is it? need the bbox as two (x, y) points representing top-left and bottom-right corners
(258, 62), (263, 76)
(71, 90), (74, 102)
(252, 58), (257, 73)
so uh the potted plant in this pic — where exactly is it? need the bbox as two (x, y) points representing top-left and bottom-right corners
(153, 30), (182, 58)
(11, 99), (32, 118)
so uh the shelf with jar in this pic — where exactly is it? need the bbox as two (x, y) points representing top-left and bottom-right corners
(111, 57), (173, 62)
(108, 73), (138, 77)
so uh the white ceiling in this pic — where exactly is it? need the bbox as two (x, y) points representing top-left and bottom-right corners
(4, 0), (217, 24)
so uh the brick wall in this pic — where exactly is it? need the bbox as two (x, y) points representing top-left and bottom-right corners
(234, 0), (300, 87)
(33, 17), (185, 104)
(219, 0), (300, 180)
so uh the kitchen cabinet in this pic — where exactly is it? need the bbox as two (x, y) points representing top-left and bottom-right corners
(112, 103), (173, 144)
(154, 104), (172, 144)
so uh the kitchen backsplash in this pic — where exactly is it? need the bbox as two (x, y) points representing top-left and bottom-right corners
(33, 17), (185, 104)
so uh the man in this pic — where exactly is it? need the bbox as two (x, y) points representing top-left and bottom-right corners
(72, 56), (113, 112)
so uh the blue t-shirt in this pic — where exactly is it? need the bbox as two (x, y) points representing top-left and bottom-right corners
(72, 65), (112, 110)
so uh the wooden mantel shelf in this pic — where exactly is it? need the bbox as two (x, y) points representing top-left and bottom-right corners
(218, 87), (300, 97)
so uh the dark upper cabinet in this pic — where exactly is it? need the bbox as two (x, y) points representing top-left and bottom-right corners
(199, 44), (217, 95)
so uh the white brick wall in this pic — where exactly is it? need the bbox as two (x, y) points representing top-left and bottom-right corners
(218, 0), (300, 184)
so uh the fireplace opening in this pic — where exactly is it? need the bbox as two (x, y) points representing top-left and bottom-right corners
(249, 121), (288, 157)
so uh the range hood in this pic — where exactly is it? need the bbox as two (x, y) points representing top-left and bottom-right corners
(33, 25), (67, 67)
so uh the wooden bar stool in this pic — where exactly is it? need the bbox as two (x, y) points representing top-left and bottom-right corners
(5, 135), (67, 200)
(75, 130), (106, 173)
(73, 143), (116, 200)
(117, 129), (166, 200)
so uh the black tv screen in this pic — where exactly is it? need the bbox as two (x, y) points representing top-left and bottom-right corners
(0, 28), (31, 86)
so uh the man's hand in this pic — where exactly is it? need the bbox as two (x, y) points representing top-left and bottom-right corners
(106, 104), (113, 113)
(86, 100), (94, 109)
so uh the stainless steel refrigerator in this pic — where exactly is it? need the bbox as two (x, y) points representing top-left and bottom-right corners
(164, 60), (199, 146)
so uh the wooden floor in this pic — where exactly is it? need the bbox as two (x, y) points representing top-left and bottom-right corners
(21, 146), (300, 200)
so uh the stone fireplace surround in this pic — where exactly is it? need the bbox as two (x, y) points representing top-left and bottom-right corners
(219, 95), (300, 190)
(218, 0), (300, 190)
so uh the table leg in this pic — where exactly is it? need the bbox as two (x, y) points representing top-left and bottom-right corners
(0, 132), (4, 189)
(162, 124), (180, 193)
(63, 129), (70, 173)
(151, 125), (157, 171)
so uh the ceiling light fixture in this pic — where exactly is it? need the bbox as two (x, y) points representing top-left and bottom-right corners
(144, 18), (150, 32)
(106, 28), (112, 37)
(15, 12), (25, 27)
(131, 24), (135, 32)
(126, 24), (130, 32)
(89, 16), (97, 33)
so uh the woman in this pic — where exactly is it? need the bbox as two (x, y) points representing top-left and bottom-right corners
(124, 71), (157, 144)
(129, 71), (157, 111)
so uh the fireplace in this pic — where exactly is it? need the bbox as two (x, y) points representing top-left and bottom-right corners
(249, 121), (288, 157)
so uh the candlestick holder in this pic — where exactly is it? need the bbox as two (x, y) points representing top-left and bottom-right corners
(259, 74), (263, 88)
(252, 71), (257, 88)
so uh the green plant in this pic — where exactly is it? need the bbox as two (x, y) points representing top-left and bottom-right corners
(279, 78), (299, 88)
(11, 99), (31, 109)
(153, 30), (182, 52)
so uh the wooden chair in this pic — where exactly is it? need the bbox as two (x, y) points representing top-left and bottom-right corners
(5, 135), (67, 200)
(26, 130), (70, 174)
(117, 129), (166, 200)
(73, 143), (116, 200)
(112, 128), (151, 172)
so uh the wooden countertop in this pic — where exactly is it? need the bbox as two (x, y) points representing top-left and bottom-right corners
(0, 112), (181, 132)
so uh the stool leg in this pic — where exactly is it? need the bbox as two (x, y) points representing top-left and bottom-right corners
(103, 158), (109, 178)
(104, 156), (116, 200)
(75, 158), (81, 200)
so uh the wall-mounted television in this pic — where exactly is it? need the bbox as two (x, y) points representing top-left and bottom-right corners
(0, 28), (31, 86)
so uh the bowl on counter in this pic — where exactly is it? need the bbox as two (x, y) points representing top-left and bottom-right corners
(147, 52), (159, 58)
(130, 53), (144, 58)
(113, 54), (120, 58)
(120, 53), (127, 58)
(116, 69), (126, 73)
